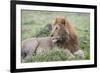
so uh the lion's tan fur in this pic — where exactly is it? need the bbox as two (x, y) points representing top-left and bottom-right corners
(21, 37), (57, 62)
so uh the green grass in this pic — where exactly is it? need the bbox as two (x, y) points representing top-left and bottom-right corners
(21, 10), (90, 62)
(24, 48), (76, 63)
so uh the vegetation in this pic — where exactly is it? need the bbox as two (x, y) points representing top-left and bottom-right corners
(21, 10), (90, 62)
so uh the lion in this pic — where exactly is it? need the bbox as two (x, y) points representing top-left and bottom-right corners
(50, 16), (85, 58)
(21, 37), (59, 62)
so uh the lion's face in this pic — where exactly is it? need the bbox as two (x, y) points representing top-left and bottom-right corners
(50, 16), (69, 43)
(50, 23), (68, 43)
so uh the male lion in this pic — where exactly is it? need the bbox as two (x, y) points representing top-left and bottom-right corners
(50, 16), (85, 59)
(21, 37), (58, 62)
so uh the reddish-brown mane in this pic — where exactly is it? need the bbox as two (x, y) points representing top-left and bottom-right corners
(51, 16), (80, 53)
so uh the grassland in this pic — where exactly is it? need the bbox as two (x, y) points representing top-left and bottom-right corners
(21, 10), (90, 62)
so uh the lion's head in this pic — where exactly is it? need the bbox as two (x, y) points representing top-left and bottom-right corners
(50, 16), (80, 53)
